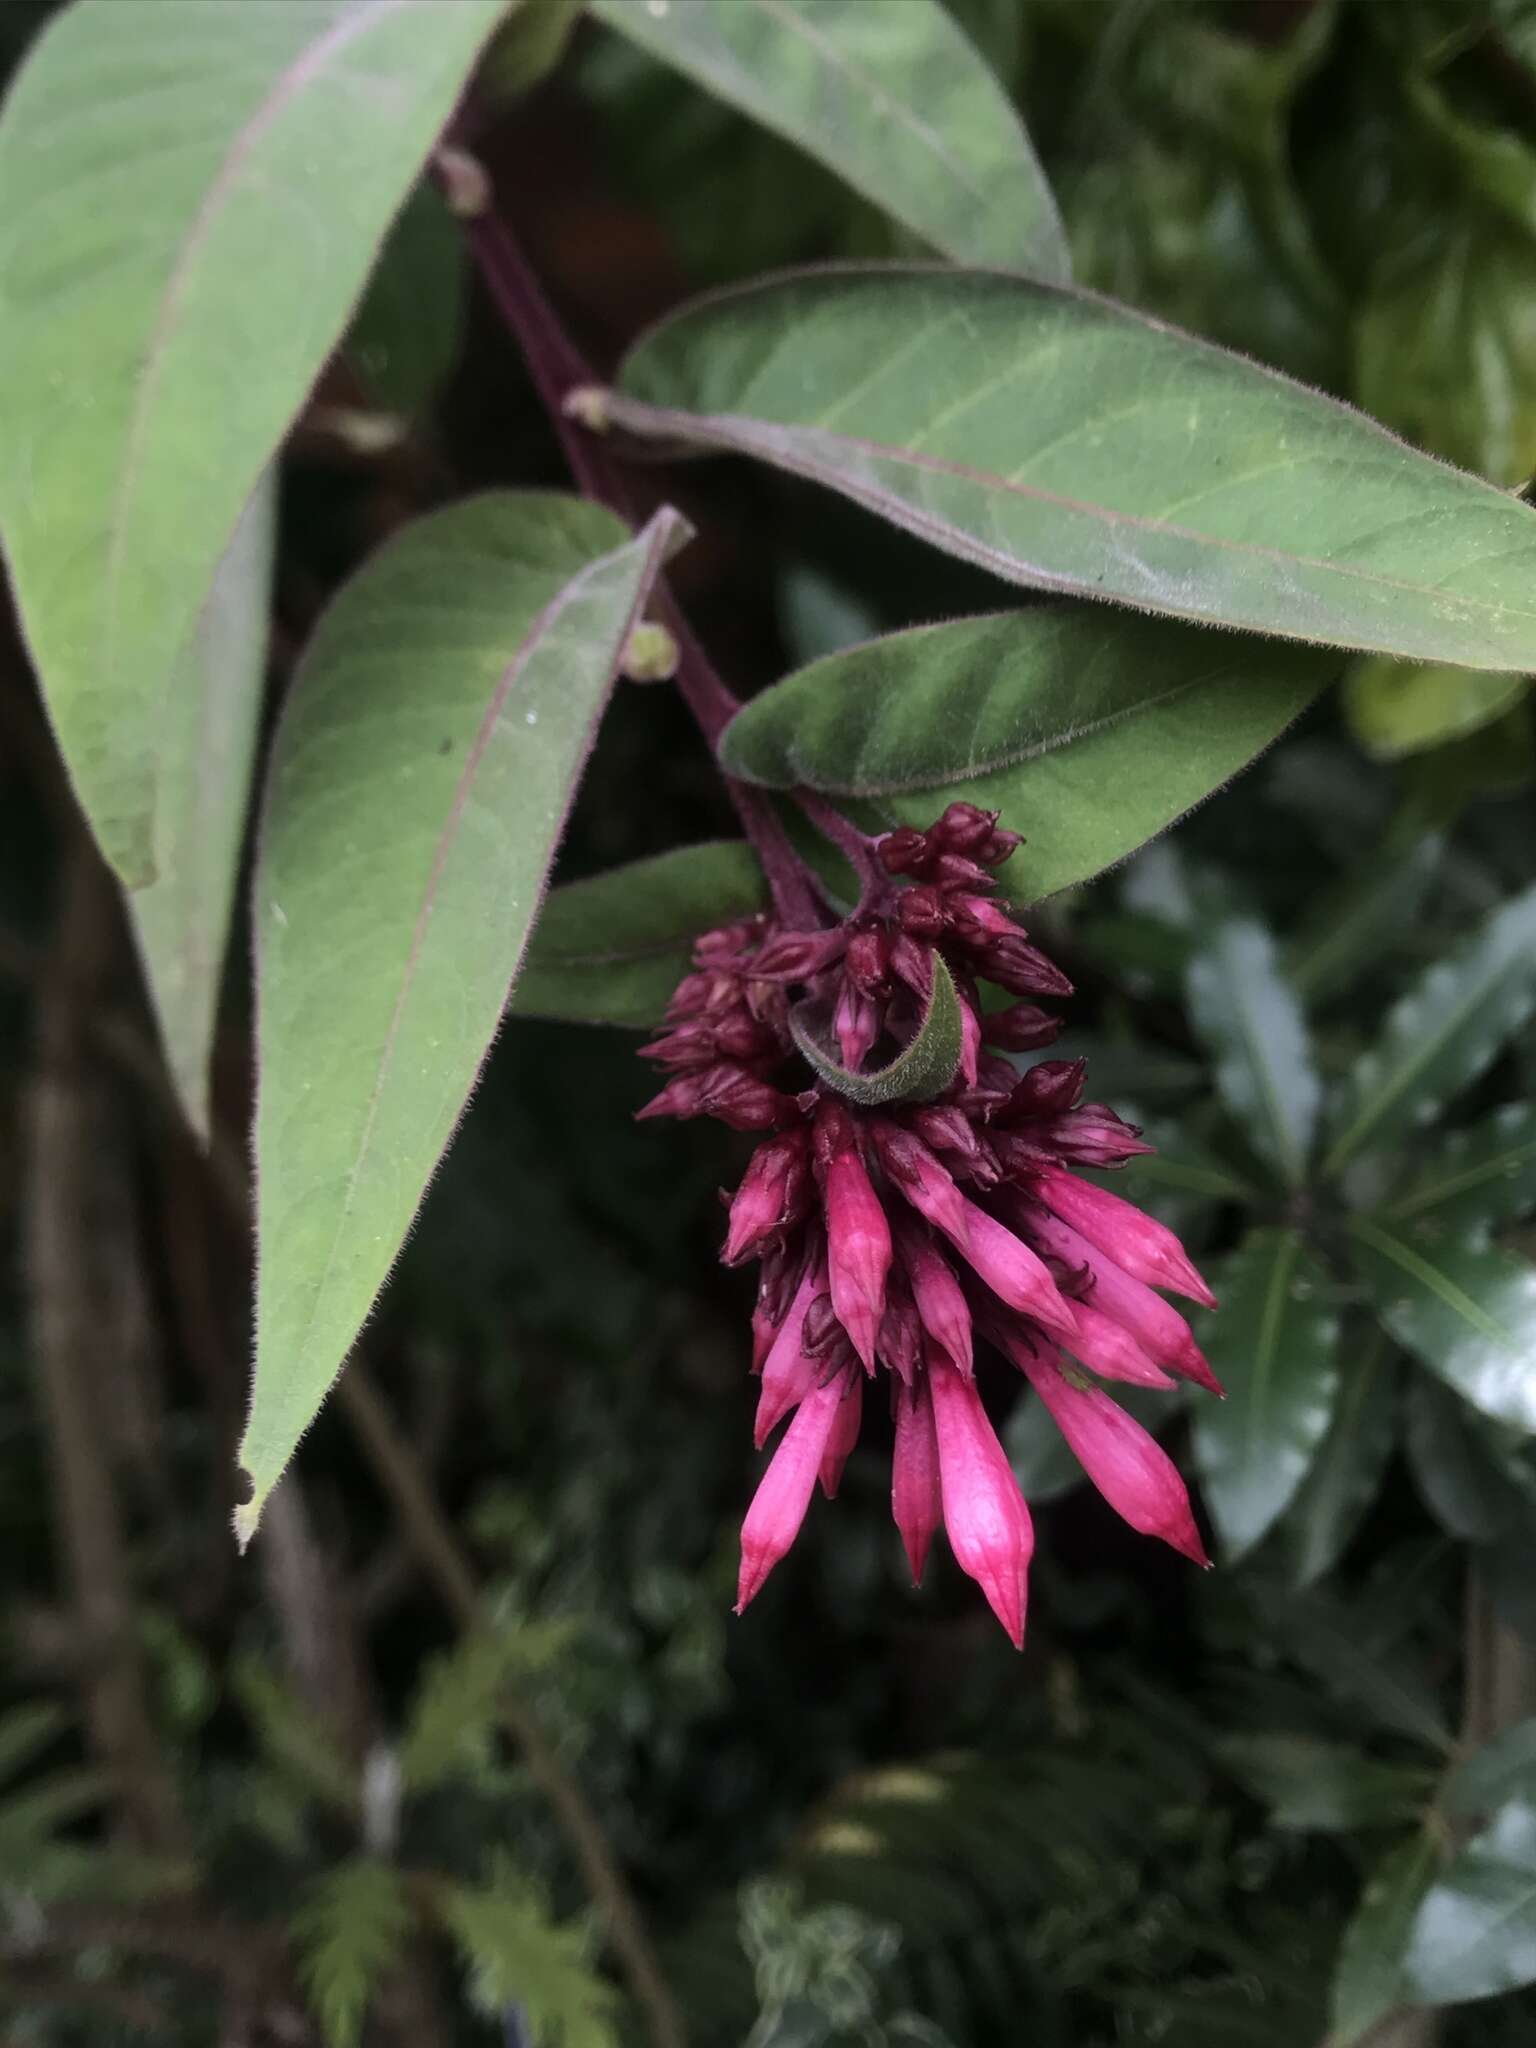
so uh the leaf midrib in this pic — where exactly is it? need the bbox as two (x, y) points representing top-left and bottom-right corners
(1351, 1217), (1522, 1355)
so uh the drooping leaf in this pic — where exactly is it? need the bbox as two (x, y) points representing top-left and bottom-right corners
(347, 181), (465, 420)
(611, 264), (1536, 672)
(241, 496), (681, 1539)
(1343, 654), (1529, 761)
(128, 471), (274, 1139)
(719, 609), (1331, 902)
(1185, 918), (1320, 1187)
(1218, 1735), (1430, 1833)
(789, 953), (963, 1106)
(1403, 1374), (1536, 1546)
(0, 0), (506, 885)
(589, 0), (1068, 279)
(293, 1859), (413, 2048)
(439, 1858), (619, 2047)
(1406, 1798), (1536, 2006)
(1193, 1228), (1340, 1559)
(1385, 1103), (1536, 1241)
(1331, 1831), (1441, 2046)
(1323, 883), (1536, 1176)
(513, 841), (768, 1028)
(1282, 1329), (1398, 1588)
(1350, 1217), (1536, 1435)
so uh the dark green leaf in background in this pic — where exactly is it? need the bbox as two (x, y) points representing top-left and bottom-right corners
(1286, 823), (1443, 1005)
(1343, 654), (1529, 761)
(513, 842), (768, 1028)
(1448, 1721), (1536, 1827)
(0, 0), (506, 884)
(720, 610), (1331, 902)
(1194, 1229), (1340, 1559)
(1331, 1831), (1441, 2046)
(1282, 1331), (1399, 1588)
(1350, 1218), (1536, 1435)
(612, 265), (1536, 672)
(1406, 1798), (1536, 2006)
(1218, 1734), (1430, 1833)
(1385, 1103), (1536, 1242)
(241, 495), (682, 1540)
(1186, 918), (1319, 1187)
(589, 0), (1068, 279)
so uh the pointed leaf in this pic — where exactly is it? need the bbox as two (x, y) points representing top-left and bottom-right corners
(1385, 1103), (1536, 1241)
(1194, 1228), (1340, 1559)
(1323, 884), (1536, 1176)
(789, 951), (962, 1106)
(293, 1859), (413, 2048)
(513, 841), (768, 1028)
(241, 496), (680, 1538)
(1331, 1831), (1440, 2046)
(1186, 917), (1320, 1187)
(611, 264), (1536, 672)
(128, 472), (275, 1138)
(1282, 1329), (1398, 1588)
(1349, 1217), (1536, 1435)
(589, 0), (1068, 279)
(439, 1859), (619, 2046)
(0, 0), (506, 884)
(719, 609), (1330, 901)
(1447, 1721), (1536, 1827)
(1406, 1798), (1536, 2006)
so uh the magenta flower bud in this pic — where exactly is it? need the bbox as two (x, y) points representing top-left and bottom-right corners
(909, 1105), (982, 1163)
(928, 1354), (1033, 1648)
(950, 892), (1019, 939)
(896, 885), (946, 939)
(1006, 1058), (1086, 1117)
(1048, 1106), (1156, 1167)
(983, 1003), (1063, 1052)
(725, 1129), (812, 1266)
(957, 991), (981, 1087)
(1061, 1301), (1176, 1389)
(1017, 1351), (1208, 1565)
(845, 927), (890, 995)
(819, 1373), (863, 1498)
(889, 932), (935, 1001)
(895, 1220), (973, 1377)
(815, 1106), (892, 1373)
(834, 984), (881, 1071)
(891, 1379), (941, 1585)
(932, 802), (1002, 855)
(931, 852), (995, 892)
(750, 927), (846, 982)
(878, 826), (930, 877)
(877, 1264), (922, 1384)
(754, 1265), (822, 1446)
(736, 1375), (847, 1612)
(983, 935), (1075, 999)
(1033, 1167), (1217, 1308)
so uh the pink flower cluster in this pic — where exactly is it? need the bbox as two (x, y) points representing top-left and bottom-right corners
(640, 805), (1217, 1647)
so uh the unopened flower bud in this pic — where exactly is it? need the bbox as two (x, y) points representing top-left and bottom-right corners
(737, 1375), (846, 1612)
(877, 826), (930, 876)
(725, 1129), (812, 1265)
(815, 1106), (892, 1372)
(928, 1355), (1033, 1648)
(896, 885), (946, 938)
(818, 1375), (863, 1498)
(891, 1379), (941, 1585)
(983, 1003), (1063, 1052)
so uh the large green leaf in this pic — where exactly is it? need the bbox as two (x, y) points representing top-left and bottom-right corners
(1323, 884), (1536, 1176)
(610, 265), (1536, 671)
(1185, 917), (1319, 1187)
(513, 842), (768, 1028)
(1193, 1228), (1340, 1559)
(0, 0), (506, 885)
(1331, 1831), (1440, 2046)
(1406, 1799), (1536, 2006)
(719, 610), (1331, 901)
(1385, 1103), (1536, 1242)
(128, 470), (274, 1139)
(1349, 1217), (1536, 1435)
(1343, 654), (1529, 761)
(1282, 1329), (1398, 1588)
(589, 0), (1067, 280)
(240, 495), (680, 1539)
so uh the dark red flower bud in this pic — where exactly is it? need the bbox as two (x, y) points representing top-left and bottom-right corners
(931, 851), (995, 893)
(715, 1014), (781, 1063)
(982, 935), (1075, 999)
(845, 927), (890, 995)
(724, 1129), (813, 1264)
(909, 1105), (981, 1160)
(1048, 1106), (1156, 1167)
(983, 1003), (1063, 1051)
(751, 928), (846, 982)
(896, 885), (946, 939)
(889, 932), (934, 999)
(878, 826), (930, 876)
(1006, 1058), (1087, 1119)
(932, 802), (999, 853)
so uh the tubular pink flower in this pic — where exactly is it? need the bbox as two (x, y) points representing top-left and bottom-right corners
(895, 1219), (974, 1378)
(819, 1374), (863, 1498)
(725, 1129), (811, 1266)
(816, 1107), (892, 1372)
(1032, 1166), (1217, 1308)
(754, 1265), (822, 1447)
(834, 983), (880, 1070)
(928, 1353), (1033, 1648)
(1017, 1350), (1208, 1565)
(1063, 1300), (1176, 1389)
(891, 1378), (941, 1585)
(737, 1375), (847, 1613)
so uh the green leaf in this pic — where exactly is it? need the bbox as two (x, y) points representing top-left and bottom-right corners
(1349, 1217), (1536, 1435)
(1193, 1228), (1341, 1559)
(1287, 823), (1443, 1005)
(719, 609), (1331, 902)
(1331, 1831), (1441, 2046)
(513, 841), (768, 1028)
(1343, 655), (1529, 762)
(1185, 918), (1320, 1187)
(347, 181), (465, 420)
(438, 1858), (619, 2048)
(1282, 1329), (1399, 1588)
(293, 1859), (413, 2048)
(400, 1621), (576, 1792)
(1218, 1734), (1430, 1833)
(240, 496), (680, 1539)
(1385, 1103), (1536, 1241)
(1323, 883), (1536, 1176)
(1406, 1798), (1536, 2005)
(589, 0), (1068, 279)
(0, 0), (505, 886)
(1403, 1375), (1536, 1545)
(611, 264), (1536, 672)
(1448, 1721), (1536, 1826)
(127, 470), (274, 1139)
(0, 1702), (66, 1789)
(789, 953), (962, 1106)
(231, 1654), (357, 1816)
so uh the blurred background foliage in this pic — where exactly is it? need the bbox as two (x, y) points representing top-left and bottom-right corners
(6, 0), (1536, 2042)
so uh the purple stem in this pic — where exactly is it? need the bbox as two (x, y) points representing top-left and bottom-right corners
(463, 204), (823, 927)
